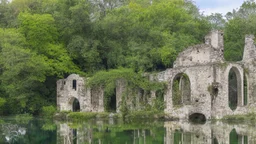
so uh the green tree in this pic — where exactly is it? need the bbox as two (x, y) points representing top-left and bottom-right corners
(18, 12), (80, 76)
(90, 0), (210, 71)
(0, 29), (50, 114)
(224, 0), (256, 61)
(206, 13), (226, 30)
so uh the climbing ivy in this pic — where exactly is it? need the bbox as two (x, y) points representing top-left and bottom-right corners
(172, 80), (182, 106)
(87, 68), (166, 112)
(87, 68), (166, 93)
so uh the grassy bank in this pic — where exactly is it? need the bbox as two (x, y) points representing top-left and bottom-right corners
(53, 111), (114, 121)
(221, 113), (256, 124)
(53, 111), (175, 122)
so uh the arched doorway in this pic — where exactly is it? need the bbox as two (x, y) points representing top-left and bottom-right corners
(104, 87), (116, 112)
(228, 67), (242, 111)
(72, 98), (80, 112)
(172, 73), (191, 106)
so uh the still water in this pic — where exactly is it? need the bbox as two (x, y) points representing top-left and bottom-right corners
(0, 117), (254, 144)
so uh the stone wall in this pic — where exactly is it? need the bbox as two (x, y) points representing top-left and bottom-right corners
(57, 75), (146, 113)
(57, 74), (105, 112)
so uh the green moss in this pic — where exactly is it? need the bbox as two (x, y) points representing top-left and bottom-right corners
(244, 68), (249, 74)
(218, 62), (228, 69)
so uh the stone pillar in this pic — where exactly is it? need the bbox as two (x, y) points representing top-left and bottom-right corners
(243, 35), (256, 103)
(98, 86), (104, 112)
(243, 35), (256, 62)
(149, 90), (156, 105)
(56, 79), (64, 111)
(116, 79), (126, 113)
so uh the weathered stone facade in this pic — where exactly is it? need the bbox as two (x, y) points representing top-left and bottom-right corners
(155, 30), (256, 120)
(57, 74), (105, 112)
(57, 30), (256, 120)
(57, 75), (152, 113)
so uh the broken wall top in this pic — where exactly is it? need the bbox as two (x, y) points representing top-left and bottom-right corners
(243, 34), (256, 62)
(173, 30), (224, 68)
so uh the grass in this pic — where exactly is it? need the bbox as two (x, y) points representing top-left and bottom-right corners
(53, 110), (170, 122)
(66, 112), (111, 121)
(124, 110), (166, 120)
(221, 113), (256, 124)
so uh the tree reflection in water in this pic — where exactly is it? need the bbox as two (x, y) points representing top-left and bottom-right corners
(57, 120), (253, 144)
(1, 123), (26, 143)
(0, 118), (253, 144)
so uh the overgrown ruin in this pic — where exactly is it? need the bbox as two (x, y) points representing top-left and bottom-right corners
(57, 30), (256, 120)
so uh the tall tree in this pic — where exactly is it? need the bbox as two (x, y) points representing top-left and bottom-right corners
(224, 0), (256, 61)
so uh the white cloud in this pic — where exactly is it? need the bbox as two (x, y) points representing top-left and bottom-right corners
(200, 4), (240, 15)
(193, 0), (244, 15)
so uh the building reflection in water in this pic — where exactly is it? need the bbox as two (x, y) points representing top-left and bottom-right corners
(165, 121), (252, 144)
(57, 120), (256, 144)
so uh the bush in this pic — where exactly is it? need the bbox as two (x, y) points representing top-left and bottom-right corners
(42, 105), (56, 118)
(0, 98), (6, 107)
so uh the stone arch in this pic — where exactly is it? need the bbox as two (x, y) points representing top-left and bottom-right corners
(104, 87), (117, 112)
(228, 67), (242, 111)
(188, 113), (206, 124)
(69, 97), (80, 112)
(212, 137), (219, 144)
(172, 73), (191, 106)
(229, 129), (240, 144)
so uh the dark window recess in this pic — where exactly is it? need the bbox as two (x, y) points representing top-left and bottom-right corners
(73, 80), (77, 90)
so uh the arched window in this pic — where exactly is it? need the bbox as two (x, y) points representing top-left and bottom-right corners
(72, 80), (77, 90)
(228, 67), (242, 111)
(229, 129), (247, 144)
(172, 73), (191, 106)
(244, 73), (248, 106)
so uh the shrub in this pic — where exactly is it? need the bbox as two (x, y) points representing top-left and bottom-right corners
(15, 113), (33, 124)
(42, 105), (56, 118)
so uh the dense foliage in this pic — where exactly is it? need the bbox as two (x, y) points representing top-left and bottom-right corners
(0, 0), (254, 115)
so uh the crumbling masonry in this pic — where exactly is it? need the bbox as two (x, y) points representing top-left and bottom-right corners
(57, 30), (256, 120)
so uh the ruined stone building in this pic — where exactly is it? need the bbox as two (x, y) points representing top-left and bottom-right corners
(57, 30), (256, 120)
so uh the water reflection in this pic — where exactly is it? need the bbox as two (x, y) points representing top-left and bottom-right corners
(0, 118), (255, 144)
(57, 120), (165, 144)
(1, 123), (26, 143)
(57, 120), (255, 144)
(165, 121), (252, 144)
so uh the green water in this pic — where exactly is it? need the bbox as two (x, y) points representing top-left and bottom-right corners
(0, 117), (253, 144)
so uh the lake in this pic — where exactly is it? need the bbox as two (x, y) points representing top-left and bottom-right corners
(0, 117), (254, 144)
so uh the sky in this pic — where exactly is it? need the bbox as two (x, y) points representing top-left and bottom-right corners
(193, 0), (245, 15)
